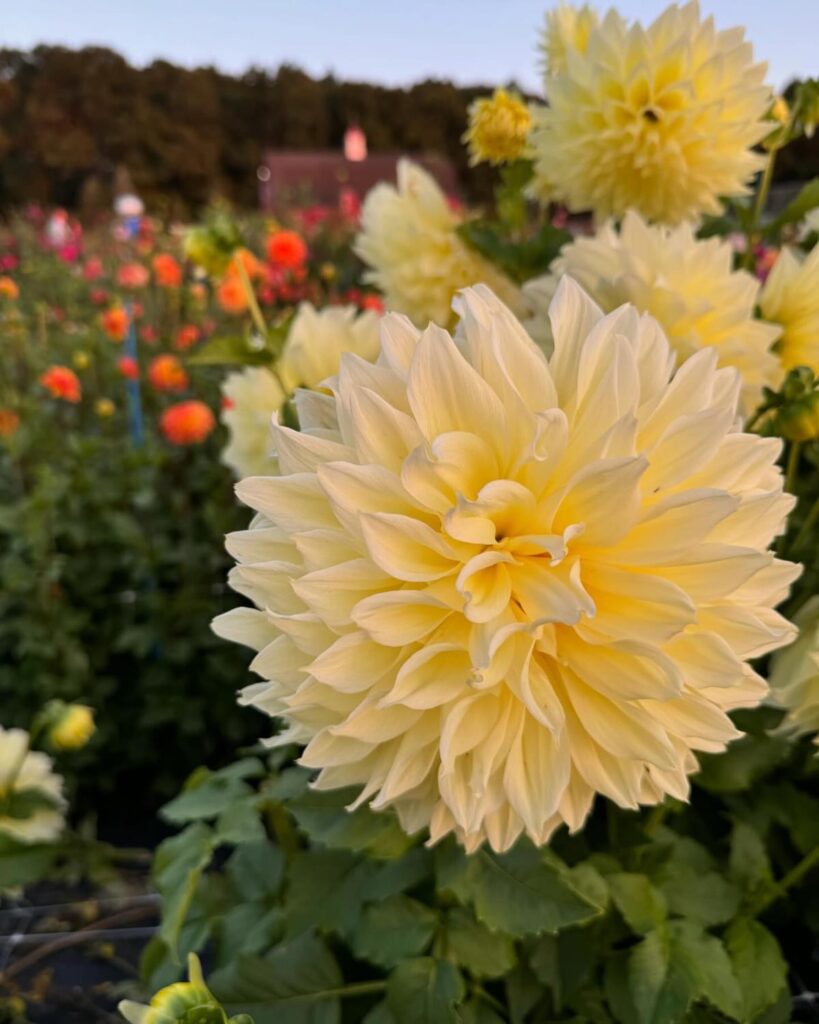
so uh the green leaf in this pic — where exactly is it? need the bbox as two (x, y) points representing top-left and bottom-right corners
(729, 823), (773, 898)
(656, 867), (739, 927)
(437, 840), (602, 938)
(288, 787), (417, 859)
(505, 962), (545, 1024)
(210, 932), (343, 1024)
(217, 903), (284, 964)
(725, 918), (788, 1022)
(628, 922), (743, 1024)
(216, 799), (266, 845)
(368, 847), (434, 901)
(609, 874), (667, 935)
(227, 840), (285, 901)
(352, 895), (438, 968)
(386, 958), (465, 1024)
(694, 735), (791, 793)
(362, 1003), (397, 1024)
(442, 907), (516, 979)
(153, 823), (216, 961)
(187, 333), (275, 366)
(764, 177), (819, 234)
(628, 927), (692, 1024)
(0, 833), (59, 888)
(458, 220), (571, 284)
(161, 768), (255, 825)
(285, 849), (376, 939)
(529, 927), (598, 1009)
(460, 1000), (507, 1024)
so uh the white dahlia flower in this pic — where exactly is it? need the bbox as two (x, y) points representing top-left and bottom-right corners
(215, 280), (797, 853)
(221, 303), (381, 478)
(530, 2), (771, 224)
(0, 727), (66, 843)
(523, 212), (782, 413)
(354, 159), (522, 328)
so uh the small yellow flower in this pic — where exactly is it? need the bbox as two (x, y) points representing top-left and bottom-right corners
(95, 398), (116, 418)
(319, 262), (337, 282)
(463, 89), (532, 166)
(48, 703), (96, 751)
(72, 351), (91, 370)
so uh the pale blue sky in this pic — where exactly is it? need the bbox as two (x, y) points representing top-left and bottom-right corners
(5, 1), (815, 91)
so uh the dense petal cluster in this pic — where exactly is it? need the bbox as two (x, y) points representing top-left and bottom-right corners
(463, 89), (532, 166)
(215, 281), (797, 852)
(530, 3), (771, 224)
(769, 598), (819, 749)
(523, 212), (781, 412)
(0, 727), (65, 843)
(355, 160), (522, 327)
(221, 303), (381, 479)
(759, 245), (819, 372)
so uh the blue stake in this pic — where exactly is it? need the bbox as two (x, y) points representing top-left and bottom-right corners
(124, 302), (144, 446)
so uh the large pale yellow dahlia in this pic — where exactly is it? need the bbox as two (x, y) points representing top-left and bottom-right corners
(523, 212), (781, 413)
(0, 727), (65, 843)
(759, 245), (819, 373)
(769, 598), (819, 750)
(540, 3), (599, 76)
(221, 303), (381, 478)
(354, 160), (522, 328)
(530, 3), (771, 224)
(214, 280), (797, 852)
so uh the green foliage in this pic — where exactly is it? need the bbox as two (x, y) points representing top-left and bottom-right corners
(136, 728), (819, 1023)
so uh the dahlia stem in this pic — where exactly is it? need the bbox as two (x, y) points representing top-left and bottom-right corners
(234, 256), (268, 342)
(784, 441), (802, 495)
(750, 844), (819, 918)
(752, 149), (777, 233)
(792, 493), (819, 553)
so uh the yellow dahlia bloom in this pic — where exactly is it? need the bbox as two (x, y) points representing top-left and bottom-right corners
(759, 245), (819, 372)
(769, 597), (819, 749)
(354, 159), (522, 328)
(221, 303), (381, 478)
(530, 3), (771, 224)
(541, 3), (599, 76)
(0, 727), (65, 843)
(463, 89), (532, 166)
(523, 211), (782, 413)
(215, 280), (797, 853)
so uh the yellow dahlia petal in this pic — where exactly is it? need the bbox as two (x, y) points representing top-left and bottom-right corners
(760, 244), (819, 372)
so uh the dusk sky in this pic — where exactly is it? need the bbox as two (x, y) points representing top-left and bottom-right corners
(6, 1), (816, 92)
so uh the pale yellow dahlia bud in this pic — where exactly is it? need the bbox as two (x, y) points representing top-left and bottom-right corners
(463, 88), (532, 166)
(119, 954), (246, 1024)
(47, 702), (96, 751)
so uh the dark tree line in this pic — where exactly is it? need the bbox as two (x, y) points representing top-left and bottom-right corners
(0, 46), (506, 217)
(0, 47), (815, 218)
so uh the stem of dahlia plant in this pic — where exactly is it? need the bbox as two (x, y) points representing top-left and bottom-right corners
(784, 441), (802, 495)
(751, 149), (777, 235)
(234, 257), (291, 398)
(334, 980), (388, 999)
(792, 493), (819, 553)
(474, 984), (508, 1016)
(749, 844), (819, 918)
(234, 256), (268, 342)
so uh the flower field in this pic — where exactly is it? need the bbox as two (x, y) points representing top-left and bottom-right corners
(1, 3), (819, 1023)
